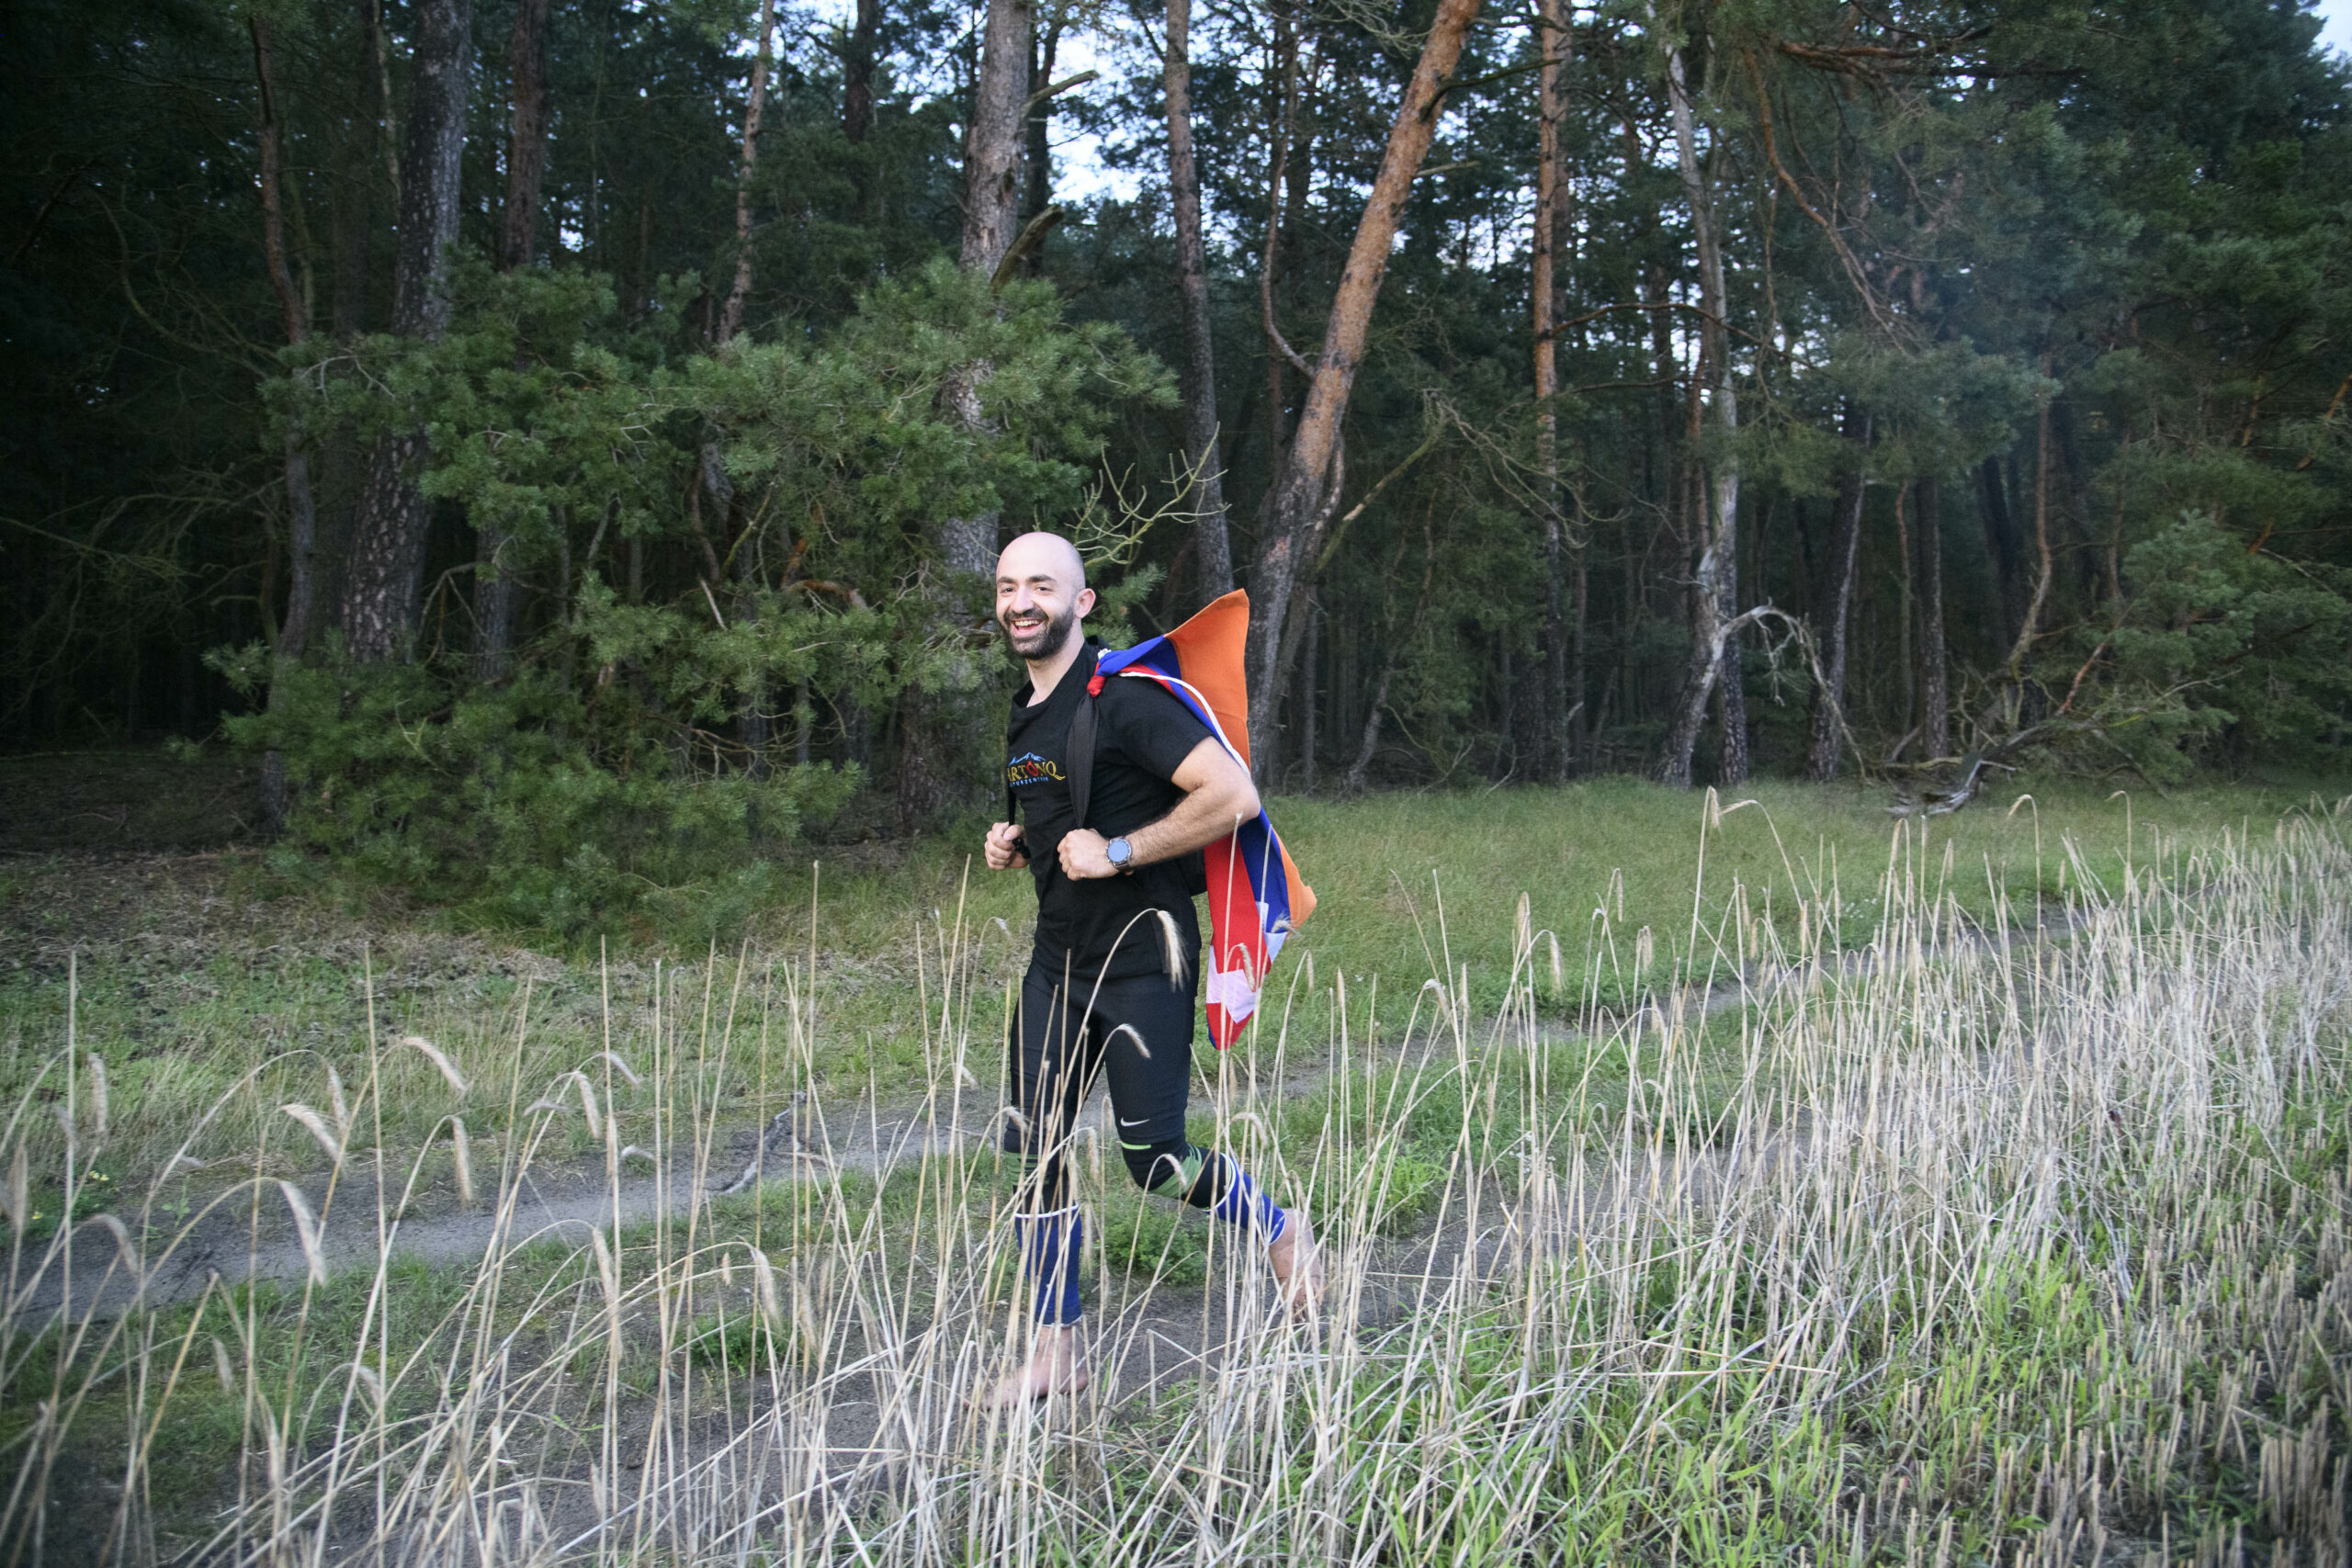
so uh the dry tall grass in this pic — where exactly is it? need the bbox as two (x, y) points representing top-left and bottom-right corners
(4, 801), (2347, 1565)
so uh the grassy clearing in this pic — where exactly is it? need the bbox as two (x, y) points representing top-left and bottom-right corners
(3, 789), (2348, 1564)
(4, 773), (2327, 1198)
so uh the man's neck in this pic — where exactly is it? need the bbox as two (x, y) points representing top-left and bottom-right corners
(1023, 635), (1091, 707)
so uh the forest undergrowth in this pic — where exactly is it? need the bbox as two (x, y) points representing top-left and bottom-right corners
(3, 791), (2348, 1564)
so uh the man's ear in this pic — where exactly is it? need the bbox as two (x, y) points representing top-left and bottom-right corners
(1076, 586), (1097, 619)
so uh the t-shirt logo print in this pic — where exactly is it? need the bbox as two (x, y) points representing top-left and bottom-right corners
(1006, 752), (1064, 789)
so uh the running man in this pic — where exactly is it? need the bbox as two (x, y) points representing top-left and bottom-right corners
(983, 530), (1319, 1404)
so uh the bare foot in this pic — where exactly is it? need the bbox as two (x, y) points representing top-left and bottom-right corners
(987, 1323), (1090, 1407)
(1268, 1209), (1323, 1320)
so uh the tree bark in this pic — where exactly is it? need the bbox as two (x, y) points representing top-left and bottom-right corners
(1568, 500), (1589, 767)
(1022, 14), (1061, 252)
(960, 0), (1031, 275)
(1714, 570), (1749, 783)
(1259, 4), (1300, 495)
(2005, 380), (2056, 681)
(1342, 661), (1394, 796)
(843, 0), (879, 143)
(501, 0), (549, 271)
(341, 0), (475, 662)
(932, 0), (1033, 578)
(1807, 412), (1870, 782)
(252, 16), (320, 835)
(900, 0), (1033, 830)
(1166, 0), (1234, 600)
(1654, 19), (1741, 788)
(1298, 596), (1318, 793)
(1917, 473), (1949, 759)
(1978, 454), (2023, 650)
(1243, 0), (1485, 761)
(476, 0), (550, 684)
(717, 0), (777, 345)
(1532, 0), (1567, 782)
(329, 11), (381, 341)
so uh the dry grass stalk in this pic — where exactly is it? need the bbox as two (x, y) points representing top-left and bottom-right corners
(1, 807), (2347, 1564)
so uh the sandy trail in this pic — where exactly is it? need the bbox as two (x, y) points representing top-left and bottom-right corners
(11, 902), (2071, 1325)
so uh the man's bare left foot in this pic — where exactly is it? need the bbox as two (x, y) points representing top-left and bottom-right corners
(1268, 1209), (1323, 1320)
(987, 1323), (1090, 1406)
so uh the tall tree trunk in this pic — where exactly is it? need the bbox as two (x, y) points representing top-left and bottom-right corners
(842, 0), (879, 144)
(501, 0), (549, 272)
(1532, 0), (1567, 781)
(718, 0), (777, 345)
(1917, 473), (1949, 759)
(1243, 0), (1485, 761)
(1654, 20), (1740, 788)
(2051, 394), (2099, 608)
(960, 0), (1030, 277)
(1807, 412), (1870, 781)
(1259, 3), (1300, 496)
(1894, 479), (1916, 744)
(899, 0), (1032, 831)
(1166, 0), (1234, 600)
(712, 0), (779, 773)
(1298, 597), (1318, 793)
(329, 11), (380, 341)
(1978, 454), (2023, 650)
(1568, 496), (1589, 767)
(317, 6), (387, 689)
(1714, 572), (1749, 782)
(476, 0), (551, 684)
(1022, 13), (1061, 256)
(252, 17), (320, 836)
(933, 0), (1031, 578)
(1342, 661), (1394, 796)
(341, 0), (475, 662)
(2005, 380), (2056, 681)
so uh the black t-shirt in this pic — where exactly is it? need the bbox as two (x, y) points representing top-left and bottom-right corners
(1006, 641), (1214, 982)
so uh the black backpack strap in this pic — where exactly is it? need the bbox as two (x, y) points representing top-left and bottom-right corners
(1068, 672), (1101, 830)
(1003, 697), (1022, 829)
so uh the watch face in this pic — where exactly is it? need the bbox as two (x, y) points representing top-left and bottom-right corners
(1107, 836), (1132, 865)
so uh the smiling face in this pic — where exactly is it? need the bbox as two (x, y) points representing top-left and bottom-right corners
(995, 533), (1094, 663)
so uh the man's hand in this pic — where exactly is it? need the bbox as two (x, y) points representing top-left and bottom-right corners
(984, 821), (1029, 871)
(1057, 828), (1116, 880)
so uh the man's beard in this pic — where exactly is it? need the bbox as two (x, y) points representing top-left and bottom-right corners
(1001, 601), (1079, 660)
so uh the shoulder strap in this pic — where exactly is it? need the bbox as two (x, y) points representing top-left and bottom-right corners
(1004, 698), (1021, 829)
(1068, 665), (1102, 829)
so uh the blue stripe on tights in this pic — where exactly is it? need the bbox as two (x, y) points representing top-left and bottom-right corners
(1015, 1208), (1084, 1325)
(1208, 1155), (1287, 1244)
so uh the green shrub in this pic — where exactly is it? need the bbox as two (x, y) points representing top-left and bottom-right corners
(217, 650), (858, 942)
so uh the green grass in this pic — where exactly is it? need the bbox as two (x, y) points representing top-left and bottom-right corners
(1272, 773), (2343, 1014)
(2, 773), (2340, 1191)
(4, 792), (2350, 1563)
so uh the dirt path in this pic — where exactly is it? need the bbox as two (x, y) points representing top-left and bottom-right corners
(13, 897), (2078, 1326)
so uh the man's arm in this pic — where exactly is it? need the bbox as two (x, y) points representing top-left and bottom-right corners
(1057, 738), (1260, 881)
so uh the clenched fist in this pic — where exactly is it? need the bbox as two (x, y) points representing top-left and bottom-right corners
(984, 820), (1029, 871)
(1057, 829), (1116, 880)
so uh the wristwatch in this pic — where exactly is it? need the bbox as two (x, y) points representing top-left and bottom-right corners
(1105, 835), (1136, 874)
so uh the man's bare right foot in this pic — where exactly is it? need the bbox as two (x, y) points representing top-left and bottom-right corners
(987, 1323), (1090, 1406)
(1268, 1209), (1323, 1320)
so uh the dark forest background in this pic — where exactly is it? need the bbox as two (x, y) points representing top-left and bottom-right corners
(6, 0), (2349, 933)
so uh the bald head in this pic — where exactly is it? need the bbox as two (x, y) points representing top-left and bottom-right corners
(995, 531), (1094, 668)
(998, 531), (1086, 592)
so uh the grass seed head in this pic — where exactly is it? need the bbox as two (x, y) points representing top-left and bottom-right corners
(276, 1180), (326, 1287)
(278, 1103), (345, 1167)
(399, 1035), (469, 1096)
(448, 1116), (474, 1207)
(86, 1053), (107, 1138)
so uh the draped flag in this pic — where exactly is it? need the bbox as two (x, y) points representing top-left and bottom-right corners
(1090, 591), (1316, 1046)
